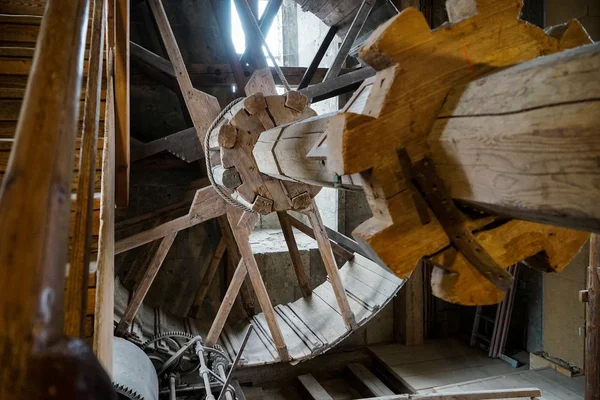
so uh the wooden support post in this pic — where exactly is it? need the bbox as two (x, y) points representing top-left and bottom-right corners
(65, 0), (107, 338)
(147, 0), (220, 144)
(305, 202), (358, 330)
(277, 211), (311, 297)
(226, 208), (290, 361)
(191, 238), (227, 316)
(586, 234), (600, 400)
(93, 49), (116, 375)
(114, 0), (130, 207)
(205, 259), (248, 347)
(396, 261), (424, 345)
(115, 232), (177, 336)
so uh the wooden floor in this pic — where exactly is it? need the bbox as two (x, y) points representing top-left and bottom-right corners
(370, 339), (584, 399)
(431, 369), (584, 400)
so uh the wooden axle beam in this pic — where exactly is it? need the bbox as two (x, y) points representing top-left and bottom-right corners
(251, 1), (596, 305)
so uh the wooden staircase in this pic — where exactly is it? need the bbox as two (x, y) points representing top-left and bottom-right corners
(0, 5), (104, 344)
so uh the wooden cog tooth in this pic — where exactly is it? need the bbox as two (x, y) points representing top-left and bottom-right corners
(285, 91), (308, 112)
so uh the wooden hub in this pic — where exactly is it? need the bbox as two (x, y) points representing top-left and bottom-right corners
(207, 91), (320, 214)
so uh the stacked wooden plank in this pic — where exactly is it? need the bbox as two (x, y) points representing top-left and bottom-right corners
(0, 2), (103, 344)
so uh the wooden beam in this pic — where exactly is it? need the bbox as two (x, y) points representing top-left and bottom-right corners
(114, 0), (130, 207)
(217, 215), (256, 317)
(130, 41), (331, 86)
(210, 0), (247, 97)
(298, 25), (338, 90)
(299, 67), (375, 102)
(130, 127), (203, 162)
(430, 42), (600, 233)
(239, 0), (282, 66)
(147, 0), (220, 145)
(191, 238), (227, 315)
(358, 388), (543, 400)
(115, 185), (226, 254)
(305, 202), (358, 330)
(0, 0), (108, 396)
(233, 0), (267, 69)
(323, 0), (375, 81)
(226, 207), (290, 361)
(114, 232), (178, 336)
(204, 259), (248, 347)
(347, 363), (394, 398)
(278, 211), (311, 297)
(586, 234), (600, 400)
(65, 0), (106, 338)
(93, 49), (116, 374)
(287, 214), (354, 261)
(297, 374), (333, 400)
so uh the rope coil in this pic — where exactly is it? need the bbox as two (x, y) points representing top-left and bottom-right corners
(204, 98), (254, 212)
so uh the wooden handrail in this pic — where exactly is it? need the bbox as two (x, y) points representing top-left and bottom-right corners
(0, 0), (115, 397)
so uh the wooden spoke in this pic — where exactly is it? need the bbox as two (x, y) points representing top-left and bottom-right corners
(277, 211), (311, 298)
(286, 214), (354, 261)
(147, 0), (220, 144)
(217, 215), (256, 317)
(115, 185), (226, 254)
(226, 207), (290, 361)
(115, 232), (177, 336)
(304, 201), (358, 330)
(204, 259), (248, 347)
(114, 0), (130, 207)
(190, 238), (227, 317)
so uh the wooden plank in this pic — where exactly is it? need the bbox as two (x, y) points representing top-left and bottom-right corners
(204, 260), (248, 347)
(114, 232), (178, 336)
(288, 292), (349, 346)
(298, 374), (333, 400)
(147, 0), (220, 146)
(191, 238), (227, 315)
(313, 281), (371, 324)
(226, 207), (290, 361)
(115, 185), (226, 253)
(305, 202), (358, 330)
(347, 363), (394, 397)
(93, 57), (115, 372)
(64, 0), (106, 338)
(275, 304), (324, 352)
(278, 211), (311, 297)
(114, 0), (129, 207)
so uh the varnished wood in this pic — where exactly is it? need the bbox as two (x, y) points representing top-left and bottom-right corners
(278, 211), (312, 298)
(115, 232), (178, 336)
(114, 0), (129, 207)
(65, 0), (106, 338)
(0, 0), (101, 396)
(305, 202), (358, 330)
